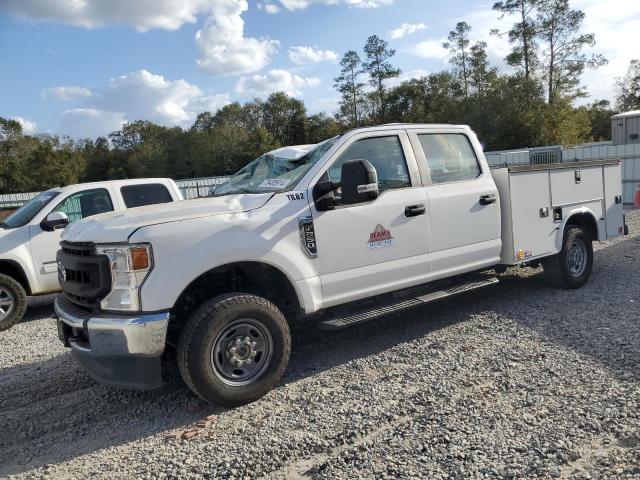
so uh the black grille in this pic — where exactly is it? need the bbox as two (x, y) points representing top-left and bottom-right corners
(58, 241), (111, 309)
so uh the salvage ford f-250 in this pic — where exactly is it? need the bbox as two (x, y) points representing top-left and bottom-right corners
(55, 124), (627, 406)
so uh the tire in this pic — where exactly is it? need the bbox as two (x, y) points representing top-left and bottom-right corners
(543, 226), (593, 289)
(0, 273), (28, 332)
(177, 293), (291, 407)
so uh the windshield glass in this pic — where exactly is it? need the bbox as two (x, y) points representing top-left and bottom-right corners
(2, 191), (60, 228)
(214, 137), (339, 196)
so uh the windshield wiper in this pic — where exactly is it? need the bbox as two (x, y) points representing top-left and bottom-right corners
(214, 187), (255, 197)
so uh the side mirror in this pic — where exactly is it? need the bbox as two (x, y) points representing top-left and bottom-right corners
(340, 159), (378, 205)
(43, 211), (69, 230)
(312, 178), (338, 212)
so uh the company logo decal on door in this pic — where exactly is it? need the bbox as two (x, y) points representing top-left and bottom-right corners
(366, 224), (394, 250)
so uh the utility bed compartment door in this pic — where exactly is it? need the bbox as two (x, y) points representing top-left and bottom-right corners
(603, 164), (624, 238)
(509, 171), (556, 262)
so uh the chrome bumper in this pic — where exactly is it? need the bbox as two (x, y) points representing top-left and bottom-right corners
(55, 295), (169, 389)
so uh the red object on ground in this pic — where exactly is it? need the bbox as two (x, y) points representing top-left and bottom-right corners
(635, 184), (640, 209)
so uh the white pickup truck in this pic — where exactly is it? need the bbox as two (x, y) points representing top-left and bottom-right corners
(0, 178), (182, 331)
(54, 124), (627, 406)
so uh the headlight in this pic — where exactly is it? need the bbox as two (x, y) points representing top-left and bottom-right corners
(95, 243), (152, 312)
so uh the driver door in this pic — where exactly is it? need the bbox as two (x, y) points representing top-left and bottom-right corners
(310, 130), (431, 308)
(29, 188), (115, 292)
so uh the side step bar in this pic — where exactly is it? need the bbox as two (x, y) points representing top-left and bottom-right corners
(321, 276), (499, 330)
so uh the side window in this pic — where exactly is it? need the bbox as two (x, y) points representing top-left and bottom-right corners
(54, 189), (114, 222)
(418, 134), (481, 184)
(328, 136), (411, 202)
(121, 184), (172, 208)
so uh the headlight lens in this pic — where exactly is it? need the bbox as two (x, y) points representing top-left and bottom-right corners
(95, 243), (152, 311)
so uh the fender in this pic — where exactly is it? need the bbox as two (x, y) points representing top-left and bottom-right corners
(555, 206), (602, 252)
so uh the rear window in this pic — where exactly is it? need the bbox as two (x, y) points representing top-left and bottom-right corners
(121, 184), (173, 208)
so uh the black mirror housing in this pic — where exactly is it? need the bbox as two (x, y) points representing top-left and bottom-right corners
(341, 159), (378, 205)
(312, 178), (337, 212)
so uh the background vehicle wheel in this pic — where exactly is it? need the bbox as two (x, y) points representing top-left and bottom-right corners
(177, 293), (291, 407)
(0, 273), (28, 332)
(543, 226), (593, 289)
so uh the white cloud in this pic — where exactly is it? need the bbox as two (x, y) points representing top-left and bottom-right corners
(11, 117), (37, 135)
(572, 0), (640, 103)
(42, 86), (93, 101)
(195, 0), (279, 75)
(53, 70), (229, 138)
(310, 96), (340, 114)
(385, 68), (429, 88)
(265, 4), (281, 14)
(414, 39), (448, 61)
(390, 22), (426, 40)
(0, 0), (213, 31)
(275, 0), (393, 10)
(288, 46), (338, 65)
(98, 70), (230, 126)
(59, 109), (126, 139)
(2, 0), (280, 76)
(236, 69), (321, 97)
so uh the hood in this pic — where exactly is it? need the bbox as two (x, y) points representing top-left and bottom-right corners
(62, 193), (273, 243)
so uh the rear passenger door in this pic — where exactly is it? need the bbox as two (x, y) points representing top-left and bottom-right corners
(409, 130), (501, 279)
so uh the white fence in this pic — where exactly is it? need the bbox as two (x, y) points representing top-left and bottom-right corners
(0, 176), (231, 209)
(485, 142), (640, 204)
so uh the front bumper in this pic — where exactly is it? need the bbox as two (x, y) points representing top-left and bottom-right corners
(55, 295), (169, 390)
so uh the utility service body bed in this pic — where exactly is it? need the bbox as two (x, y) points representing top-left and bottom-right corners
(492, 159), (625, 265)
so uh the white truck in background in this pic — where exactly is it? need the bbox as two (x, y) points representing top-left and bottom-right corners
(0, 178), (182, 331)
(54, 124), (627, 406)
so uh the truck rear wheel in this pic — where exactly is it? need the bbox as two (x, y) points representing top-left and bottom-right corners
(543, 226), (593, 289)
(177, 293), (291, 407)
(0, 273), (27, 332)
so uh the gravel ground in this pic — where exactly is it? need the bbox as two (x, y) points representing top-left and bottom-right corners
(1, 210), (639, 480)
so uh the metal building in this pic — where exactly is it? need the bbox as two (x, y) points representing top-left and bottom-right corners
(612, 110), (640, 145)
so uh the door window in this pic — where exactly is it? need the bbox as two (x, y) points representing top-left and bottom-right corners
(327, 136), (410, 204)
(418, 134), (481, 184)
(120, 184), (173, 208)
(53, 189), (114, 222)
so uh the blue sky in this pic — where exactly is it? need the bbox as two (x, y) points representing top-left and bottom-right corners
(1, 0), (637, 139)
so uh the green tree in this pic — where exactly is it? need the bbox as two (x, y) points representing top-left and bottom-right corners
(469, 41), (498, 94)
(334, 50), (366, 127)
(363, 35), (401, 123)
(443, 22), (472, 97)
(616, 59), (640, 111)
(307, 113), (342, 143)
(492, 0), (539, 78)
(585, 100), (615, 141)
(262, 92), (307, 146)
(536, 0), (607, 103)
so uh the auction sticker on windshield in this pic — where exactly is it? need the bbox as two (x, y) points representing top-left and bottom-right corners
(259, 179), (290, 189)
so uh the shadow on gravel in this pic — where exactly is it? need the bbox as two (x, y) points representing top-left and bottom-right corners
(1, 235), (638, 477)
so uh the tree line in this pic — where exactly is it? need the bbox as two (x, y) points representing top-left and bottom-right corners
(1, 0), (639, 195)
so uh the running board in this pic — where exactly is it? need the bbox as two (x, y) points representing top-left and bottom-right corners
(320, 276), (499, 330)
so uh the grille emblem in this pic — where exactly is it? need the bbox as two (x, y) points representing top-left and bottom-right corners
(58, 261), (66, 282)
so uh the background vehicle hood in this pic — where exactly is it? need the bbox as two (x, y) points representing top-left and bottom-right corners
(61, 193), (273, 243)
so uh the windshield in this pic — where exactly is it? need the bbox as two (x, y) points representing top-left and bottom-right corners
(214, 137), (339, 196)
(2, 191), (60, 228)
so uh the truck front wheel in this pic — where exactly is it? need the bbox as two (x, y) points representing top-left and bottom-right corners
(543, 226), (593, 289)
(177, 293), (291, 407)
(0, 273), (27, 332)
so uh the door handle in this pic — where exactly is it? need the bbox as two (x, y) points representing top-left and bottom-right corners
(405, 204), (426, 217)
(479, 194), (497, 205)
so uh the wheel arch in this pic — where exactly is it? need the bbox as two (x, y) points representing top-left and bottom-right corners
(0, 259), (31, 295)
(557, 208), (599, 252)
(168, 261), (302, 345)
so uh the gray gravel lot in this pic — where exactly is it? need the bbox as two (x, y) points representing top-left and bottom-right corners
(1, 211), (639, 479)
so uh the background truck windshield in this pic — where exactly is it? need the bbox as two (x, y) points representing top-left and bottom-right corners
(2, 191), (60, 228)
(214, 137), (338, 196)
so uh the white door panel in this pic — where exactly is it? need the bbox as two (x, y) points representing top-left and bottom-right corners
(314, 188), (430, 306)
